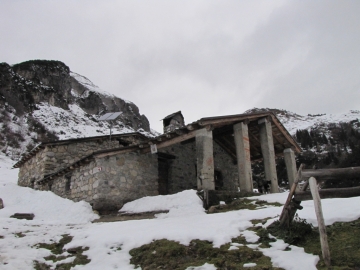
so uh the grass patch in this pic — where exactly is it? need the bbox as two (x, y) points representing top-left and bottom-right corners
(251, 217), (272, 226)
(33, 234), (91, 269)
(14, 232), (26, 238)
(34, 260), (51, 270)
(130, 237), (283, 270)
(209, 199), (282, 213)
(262, 216), (360, 269)
(35, 234), (73, 255)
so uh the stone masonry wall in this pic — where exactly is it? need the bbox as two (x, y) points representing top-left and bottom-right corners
(18, 149), (47, 187)
(50, 151), (158, 212)
(160, 142), (197, 194)
(43, 140), (120, 175)
(18, 139), (119, 187)
(213, 142), (239, 191)
(160, 140), (238, 194)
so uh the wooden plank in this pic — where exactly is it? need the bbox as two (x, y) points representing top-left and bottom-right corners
(301, 167), (360, 180)
(279, 164), (304, 227)
(309, 177), (331, 267)
(247, 131), (262, 154)
(294, 185), (360, 201)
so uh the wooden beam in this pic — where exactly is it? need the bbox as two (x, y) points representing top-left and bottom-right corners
(143, 130), (198, 152)
(95, 147), (140, 158)
(272, 131), (287, 149)
(294, 186), (360, 201)
(213, 138), (237, 162)
(198, 113), (270, 127)
(247, 131), (262, 154)
(269, 114), (301, 153)
(301, 167), (360, 180)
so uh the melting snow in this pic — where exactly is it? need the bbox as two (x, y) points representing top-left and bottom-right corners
(1, 139), (360, 270)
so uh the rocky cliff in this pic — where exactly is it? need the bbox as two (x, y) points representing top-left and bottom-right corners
(0, 60), (152, 159)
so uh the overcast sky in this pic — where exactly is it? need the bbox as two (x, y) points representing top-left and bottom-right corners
(1, 0), (359, 132)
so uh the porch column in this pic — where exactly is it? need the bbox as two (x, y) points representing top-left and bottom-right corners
(233, 122), (253, 192)
(258, 118), (279, 193)
(196, 128), (215, 190)
(284, 148), (299, 190)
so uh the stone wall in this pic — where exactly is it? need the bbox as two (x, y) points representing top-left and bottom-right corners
(160, 142), (197, 193)
(18, 139), (120, 187)
(160, 140), (238, 194)
(18, 149), (47, 187)
(213, 142), (239, 191)
(49, 151), (158, 212)
(43, 140), (120, 175)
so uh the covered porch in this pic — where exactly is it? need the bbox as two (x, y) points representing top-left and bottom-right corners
(146, 111), (301, 195)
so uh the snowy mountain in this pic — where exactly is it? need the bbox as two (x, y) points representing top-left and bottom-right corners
(246, 108), (360, 185)
(245, 108), (360, 135)
(0, 60), (154, 159)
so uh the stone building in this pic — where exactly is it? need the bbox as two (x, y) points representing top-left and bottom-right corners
(14, 111), (301, 213)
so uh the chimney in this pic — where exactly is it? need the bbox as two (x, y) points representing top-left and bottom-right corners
(162, 111), (185, 133)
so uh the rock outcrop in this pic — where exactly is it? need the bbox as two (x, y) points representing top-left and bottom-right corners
(0, 60), (152, 159)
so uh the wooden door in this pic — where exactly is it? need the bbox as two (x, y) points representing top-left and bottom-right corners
(158, 158), (169, 195)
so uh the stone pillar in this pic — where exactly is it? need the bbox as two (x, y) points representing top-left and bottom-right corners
(196, 128), (215, 190)
(258, 118), (279, 193)
(233, 122), (253, 192)
(284, 148), (298, 190)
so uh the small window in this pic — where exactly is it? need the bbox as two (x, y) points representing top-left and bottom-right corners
(65, 173), (72, 192)
(215, 170), (223, 190)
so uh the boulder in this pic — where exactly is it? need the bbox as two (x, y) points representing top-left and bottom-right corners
(10, 213), (35, 220)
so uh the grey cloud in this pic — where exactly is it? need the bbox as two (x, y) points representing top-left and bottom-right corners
(1, 0), (359, 132)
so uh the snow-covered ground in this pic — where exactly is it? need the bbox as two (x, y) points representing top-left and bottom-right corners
(1, 153), (360, 269)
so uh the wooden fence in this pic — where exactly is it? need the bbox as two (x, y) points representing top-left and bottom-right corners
(279, 165), (360, 268)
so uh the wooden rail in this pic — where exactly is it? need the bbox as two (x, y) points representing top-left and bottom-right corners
(295, 166), (360, 201)
(295, 186), (360, 201)
(281, 166), (360, 268)
(301, 166), (360, 180)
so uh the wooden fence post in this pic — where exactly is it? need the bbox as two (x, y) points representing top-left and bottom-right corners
(309, 177), (331, 268)
(279, 164), (304, 227)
